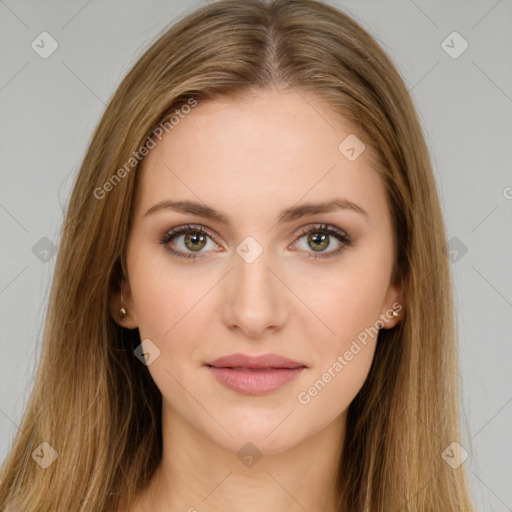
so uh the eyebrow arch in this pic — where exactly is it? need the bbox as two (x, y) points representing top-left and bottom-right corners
(144, 198), (369, 227)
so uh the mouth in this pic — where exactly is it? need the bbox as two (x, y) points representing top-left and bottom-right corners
(205, 353), (308, 395)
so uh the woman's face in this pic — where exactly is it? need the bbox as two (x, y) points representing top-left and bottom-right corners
(118, 89), (402, 455)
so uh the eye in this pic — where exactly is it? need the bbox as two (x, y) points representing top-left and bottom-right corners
(159, 224), (219, 260)
(159, 223), (352, 260)
(291, 223), (352, 259)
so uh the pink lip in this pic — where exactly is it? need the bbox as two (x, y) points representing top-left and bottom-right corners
(205, 353), (308, 395)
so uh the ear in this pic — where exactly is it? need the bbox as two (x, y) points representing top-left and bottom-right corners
(379, 278), (405, 330)
(110, 278), (139, 329)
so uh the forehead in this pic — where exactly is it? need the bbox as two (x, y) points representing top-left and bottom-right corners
(135, 90), (386, 222)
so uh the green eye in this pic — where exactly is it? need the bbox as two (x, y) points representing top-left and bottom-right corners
(160, 223), (352, 260)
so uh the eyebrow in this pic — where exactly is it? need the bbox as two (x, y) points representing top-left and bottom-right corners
(144, 197), (369, 226)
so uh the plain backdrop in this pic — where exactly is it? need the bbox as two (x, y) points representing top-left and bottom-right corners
(1, 1), (511, 510)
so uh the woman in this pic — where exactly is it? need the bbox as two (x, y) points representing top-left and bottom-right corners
(0, 0), (476, 510)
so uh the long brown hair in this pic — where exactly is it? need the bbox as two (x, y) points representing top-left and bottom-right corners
(0, 0), (476, 510)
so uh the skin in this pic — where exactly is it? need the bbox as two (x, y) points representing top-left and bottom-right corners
(112, 89), (403, 512)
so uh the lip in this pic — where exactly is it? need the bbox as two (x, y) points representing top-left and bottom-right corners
(205, 353), (308, 395)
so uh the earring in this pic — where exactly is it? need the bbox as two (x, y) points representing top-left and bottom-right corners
(119, 285), (128, 321)
(392, 309), (399, 318)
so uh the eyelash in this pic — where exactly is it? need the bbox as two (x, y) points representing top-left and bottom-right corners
(158, 223), (352, 261)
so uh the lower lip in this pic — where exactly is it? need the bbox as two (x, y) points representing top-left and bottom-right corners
(206, 366), (306, 395)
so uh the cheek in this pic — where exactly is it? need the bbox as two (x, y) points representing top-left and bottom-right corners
(127, 244), (203, 354)
(298, 252), (392, 353)
(317, 276), (384, 352)
(296, 343), (375, 428)
(295, 263), (385, 416)
(334, 239), (393, 327)
(128, 256), (211, 401)
(294, 237), (391, 404)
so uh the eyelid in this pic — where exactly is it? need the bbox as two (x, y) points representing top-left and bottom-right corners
(292, 223), (350, 242)
(288, 223), (352, 259)
(159, 222), (352, 259)
(158, 224), (221, 257)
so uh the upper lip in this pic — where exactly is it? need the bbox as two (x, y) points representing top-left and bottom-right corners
(206, 353), (307, 369)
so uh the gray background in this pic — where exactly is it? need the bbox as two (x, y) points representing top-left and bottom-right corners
(1, 0), (511, 510)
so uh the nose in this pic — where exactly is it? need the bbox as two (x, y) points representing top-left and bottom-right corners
(221, 247), (289, 339)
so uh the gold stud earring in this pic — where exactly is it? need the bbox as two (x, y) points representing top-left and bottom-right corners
(119, 285), (128, 322)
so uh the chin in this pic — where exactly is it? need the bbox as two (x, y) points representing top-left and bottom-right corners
(200, 408), (311, 457)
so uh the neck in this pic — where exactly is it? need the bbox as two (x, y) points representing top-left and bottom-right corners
(135, 401), (346, 512)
